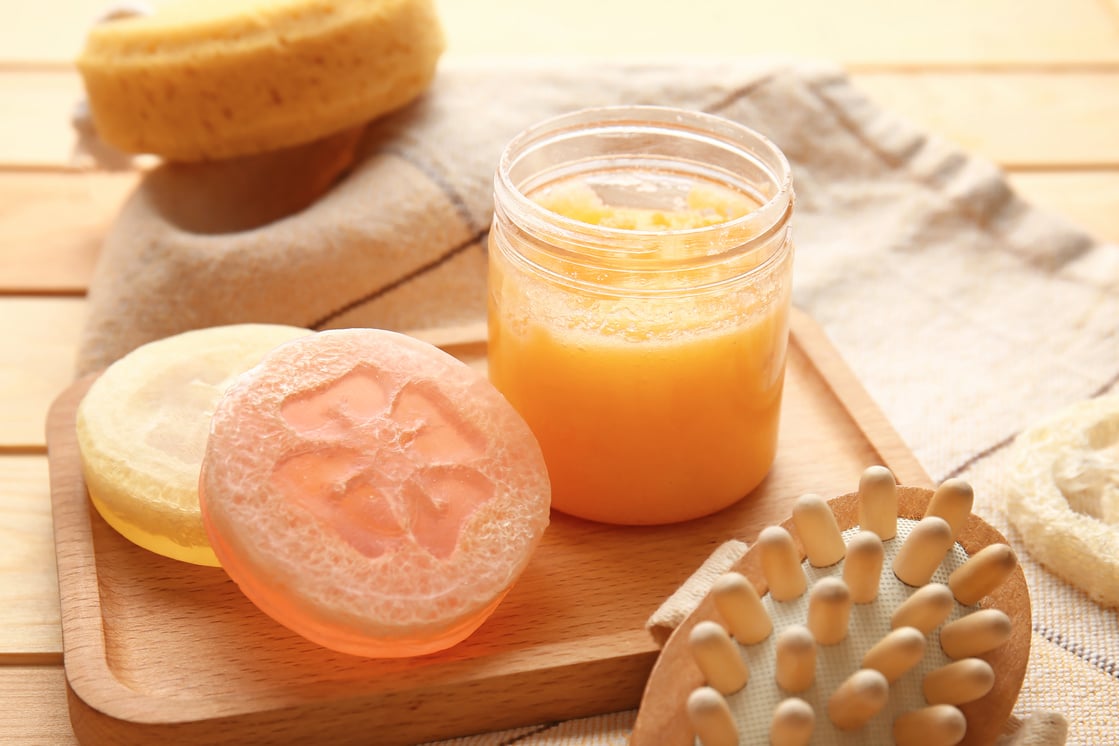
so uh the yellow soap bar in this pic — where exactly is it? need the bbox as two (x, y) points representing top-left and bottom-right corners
(76, 324), (312, 565)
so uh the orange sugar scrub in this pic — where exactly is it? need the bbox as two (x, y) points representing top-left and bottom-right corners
(533, 179), (756, 231)
(489, 107), (795, 525)
(199, 329), (550, 658)
(75, 323), (312, 566)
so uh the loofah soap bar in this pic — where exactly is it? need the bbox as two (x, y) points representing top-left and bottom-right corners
(75, 323), (312, 566)
(199, 329), (551, 658)
(77, 0), (446, 161)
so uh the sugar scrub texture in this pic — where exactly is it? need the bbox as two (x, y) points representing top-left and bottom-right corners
(533, 180), (756, 231)
(77, 0), (446, 161)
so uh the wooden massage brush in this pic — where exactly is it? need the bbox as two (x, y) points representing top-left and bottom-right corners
(632, 467), (1031, 746)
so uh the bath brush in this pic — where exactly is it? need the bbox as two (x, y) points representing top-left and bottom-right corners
(632, 468), (1030, 746)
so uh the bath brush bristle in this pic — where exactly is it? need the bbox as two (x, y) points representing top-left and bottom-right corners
(769, 697), (815, 746)
(893, 704), (967, 746)
(689, 620), (749, 695)
(925, 479), (974, 539)
(939, 609), (1012, 660)
(842, 530), (884, 603)
(948, 544), (1019, 606)
(892, 515), (954, 587)
(861, 626), (926, 683)
(792, 494), (846, 568)
(774, 625), (816, 694)
(805, 578), (851, 646)
(686, 687), (737, 746)
(857, 465), (898, 540)
(827, 668), (888, 731)
(922, 658), (995, 706)
(890, 582), (955, 634)
(757, 526), (806, 601)
(711, 572), (772, 645)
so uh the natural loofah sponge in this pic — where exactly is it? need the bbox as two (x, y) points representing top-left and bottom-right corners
(76, 0), (445, 161)
(1006, 395), (1119, 608)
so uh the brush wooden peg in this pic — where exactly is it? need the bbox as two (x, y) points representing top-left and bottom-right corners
(843, 530), (884, 603)
(893, 704), (967, 746)
(686, 687), (739, 746)
(806, 577), (851, 645)
(689, 621), (749, 694)
(758, 526), (807, 601)
(827, 669), (889, 731)
(769, 698), (814, 746)
(923, 658), (996, 705)
(775, 625), (816, 693)
(948, 543), (1018, 606)
(939, 608), (1012, 659)
(861, 626), (926, 683)
(925, 479), (974, 540)
(892, 516), (954, 587)
(857, 465), (897, 540)
(711, 572), (772, 645)
(891, 583), (954, 634)
(792, 493), (846, 567)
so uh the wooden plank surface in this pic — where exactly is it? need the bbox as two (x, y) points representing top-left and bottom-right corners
(855, 72), (1119, 167)
(0, 457), (62, 661)
(0, 298), (85, 451)
(0, 70), (86, 169)
(396, 0), (1119, 65)
(1007, 171), (1119, 245)
(0, 666), (79, 745)
(4, 69), (1119, 171)
(5, 0), (1119, 66)
(0, 172), (134, 292)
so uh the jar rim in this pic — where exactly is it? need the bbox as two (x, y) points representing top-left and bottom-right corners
(494, 105), (794, 249)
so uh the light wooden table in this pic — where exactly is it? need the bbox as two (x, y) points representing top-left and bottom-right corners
(2, 1), (1118, 742)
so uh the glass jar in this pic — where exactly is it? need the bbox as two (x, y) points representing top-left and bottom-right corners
(488, 106), (794, 525)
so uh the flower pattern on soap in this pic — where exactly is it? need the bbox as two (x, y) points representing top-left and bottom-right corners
(271, 366), (493, 559)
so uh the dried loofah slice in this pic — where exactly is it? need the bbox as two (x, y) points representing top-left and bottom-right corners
(1006, 395), (1119, 608)
(199, 328), (551, 658)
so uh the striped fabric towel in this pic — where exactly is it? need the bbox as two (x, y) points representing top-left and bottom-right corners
(76, 59), (1117, 744)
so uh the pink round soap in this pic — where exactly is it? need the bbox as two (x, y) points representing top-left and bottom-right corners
(198, 328), (551, 657)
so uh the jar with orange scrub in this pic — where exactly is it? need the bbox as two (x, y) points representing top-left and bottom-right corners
(488, 106), (794, 525)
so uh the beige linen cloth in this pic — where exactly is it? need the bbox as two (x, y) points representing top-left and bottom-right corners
(76, 59), (1117, 744)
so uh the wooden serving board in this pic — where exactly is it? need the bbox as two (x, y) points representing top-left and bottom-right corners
(46, 308), (930, 745)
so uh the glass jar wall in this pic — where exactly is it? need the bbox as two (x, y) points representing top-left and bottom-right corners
(488, 106), (794, 525)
